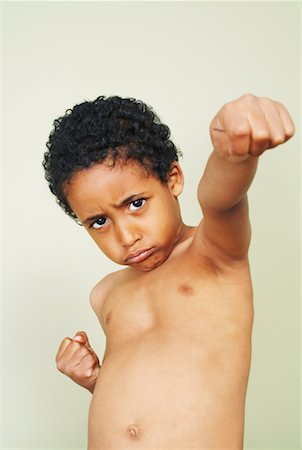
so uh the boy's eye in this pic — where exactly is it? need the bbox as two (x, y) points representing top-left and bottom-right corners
(129, 198), (146, 211)
(92, 217), (107, 229)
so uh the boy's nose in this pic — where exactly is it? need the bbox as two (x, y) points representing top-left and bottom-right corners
(116, 225), (142, 247)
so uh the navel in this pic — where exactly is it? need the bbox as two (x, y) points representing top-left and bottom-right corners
(126, 424), (140, 439)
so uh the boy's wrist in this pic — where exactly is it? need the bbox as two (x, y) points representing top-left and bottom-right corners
(86, 365), (100, 393)
(213, 148), (255, 165)
(198, 150), (259, 212)
(87, 384), (96, 394)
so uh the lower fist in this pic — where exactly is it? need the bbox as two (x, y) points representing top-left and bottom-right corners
(55, 331), (100, 393)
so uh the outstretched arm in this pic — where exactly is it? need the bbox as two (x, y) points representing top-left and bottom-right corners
(197, 94), (295, 262)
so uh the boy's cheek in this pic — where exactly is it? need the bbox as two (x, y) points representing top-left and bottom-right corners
(88, 233), (111, 255)
(92, 237), (124, 264)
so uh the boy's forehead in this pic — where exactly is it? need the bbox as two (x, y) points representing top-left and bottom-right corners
(65, 160), (160, 216)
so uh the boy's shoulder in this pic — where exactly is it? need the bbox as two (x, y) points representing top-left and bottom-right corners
(89, 268), (131, 315)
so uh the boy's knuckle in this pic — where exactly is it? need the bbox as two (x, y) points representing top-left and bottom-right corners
(230, 126), (250, 138)
(286, 125), (295, 138)
(64, 363), (72, 374)
(270, 134), (285, 146)
(57, 361), (66, 373)
(253, 130), (269, 142)
(84, 369), (93, 378)
(90, 357), (97, 366)
(222, 102), (233, 114)
(259, 96), (272, 106)
(242, 93), (256, 103)
(274, 100), (284, 109)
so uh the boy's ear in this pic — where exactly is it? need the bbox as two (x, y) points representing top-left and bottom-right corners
(167, 163), (184, 197)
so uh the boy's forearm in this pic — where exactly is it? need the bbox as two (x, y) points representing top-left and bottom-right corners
(198, 151), (259, 212)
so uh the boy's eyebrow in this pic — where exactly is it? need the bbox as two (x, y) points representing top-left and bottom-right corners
(116, 193), (145, 207)
(83, 214), (105, 225)
(82, 192), (146, 224)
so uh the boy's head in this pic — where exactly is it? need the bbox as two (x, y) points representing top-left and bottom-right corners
(43, 95), (182, 221)
(65, 159), (184, 271)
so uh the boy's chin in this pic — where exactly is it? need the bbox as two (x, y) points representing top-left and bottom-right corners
(127, 252), (170, 272)
(128, 263), (160, 272)
(131, 262), (160, 272)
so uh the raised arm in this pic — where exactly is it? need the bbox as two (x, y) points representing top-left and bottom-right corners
(197, 94), (295, 262)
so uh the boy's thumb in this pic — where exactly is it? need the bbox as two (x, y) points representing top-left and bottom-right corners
(73, 331), (89, 345)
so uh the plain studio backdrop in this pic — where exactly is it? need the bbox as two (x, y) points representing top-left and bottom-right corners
(2, 2), (300, 449)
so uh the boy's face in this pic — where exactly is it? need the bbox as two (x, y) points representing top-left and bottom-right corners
(65, 160), (184, 272)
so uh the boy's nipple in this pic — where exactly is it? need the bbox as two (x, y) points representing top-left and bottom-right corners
(178, 283), (194, 296)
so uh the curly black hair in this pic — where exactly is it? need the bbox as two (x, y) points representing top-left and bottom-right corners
(43, 95), (182, 221)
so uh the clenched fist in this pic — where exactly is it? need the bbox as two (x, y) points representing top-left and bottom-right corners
(210, 93), (295, 162)
(55, 331), (100, 393)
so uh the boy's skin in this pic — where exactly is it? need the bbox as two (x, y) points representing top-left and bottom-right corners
(55, 94), (294, 448)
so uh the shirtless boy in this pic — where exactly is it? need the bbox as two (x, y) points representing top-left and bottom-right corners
(43, 94), (294, 449)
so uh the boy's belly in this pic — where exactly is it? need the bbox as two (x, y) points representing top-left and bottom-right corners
(88, 329), (250, 449)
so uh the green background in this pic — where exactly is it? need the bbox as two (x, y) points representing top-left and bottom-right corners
(2, 1), (300, 449)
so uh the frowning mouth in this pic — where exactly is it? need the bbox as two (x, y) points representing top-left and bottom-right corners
(124, 247), (155, 265)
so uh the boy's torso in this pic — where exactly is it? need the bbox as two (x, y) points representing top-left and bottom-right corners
(88, 233), (254, 449)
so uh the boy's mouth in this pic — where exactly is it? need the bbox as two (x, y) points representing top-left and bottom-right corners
(124, 247), (155, 265)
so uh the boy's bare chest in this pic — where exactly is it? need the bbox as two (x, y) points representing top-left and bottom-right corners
(100, 259), (253, 344)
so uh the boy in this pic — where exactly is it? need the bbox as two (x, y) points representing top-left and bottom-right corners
(43, 94), (294, 448)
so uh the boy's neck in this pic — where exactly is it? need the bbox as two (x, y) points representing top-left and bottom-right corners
(168, 223), (196, 260)
(174, 223), (196, 246)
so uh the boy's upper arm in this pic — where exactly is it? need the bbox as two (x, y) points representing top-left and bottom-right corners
(90, 273), (115, 329)
(90, 269), (126, 330)
(89, 281), (103, 313)
(193, 195), (251, 266)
